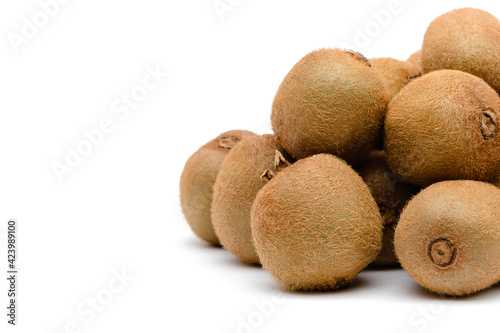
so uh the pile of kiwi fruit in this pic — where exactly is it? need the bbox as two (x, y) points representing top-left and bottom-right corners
(180, 8), (500, 297)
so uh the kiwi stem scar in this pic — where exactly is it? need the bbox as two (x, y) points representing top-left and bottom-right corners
(480, 109), (497, 140)
(218, 136), (239, 149)
(428, 238), (457, 267)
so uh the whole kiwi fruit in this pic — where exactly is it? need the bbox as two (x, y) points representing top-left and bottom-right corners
(371, 58), (421, 99)
(271, 48), (390, 164)
(180, 130), (255, 245)
(385, 69), (500, 187)
(357, 150), (420, 266)
(395, 180), (500, 296)
(251, 154), (383, 291)
(407, 50), (422, 73)
(422, 8), (500, 93)
(211, 134), (292, 264)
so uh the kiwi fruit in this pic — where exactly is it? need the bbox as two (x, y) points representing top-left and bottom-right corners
(271, 48), (390, 164)
(357, 151), (420, 266)
(493, 175), (500, 188)
(385, 69), (500, 187)
(211, 134), (292, 264)
(371, 58), (421, 99)
(407, 50), (422, 73)
(180, 130), (255, 245)
(251, 154), (383, 291)
(395, 180), (500, 296)
(421, 8), (500, 93)
(375, 223), (397, 267)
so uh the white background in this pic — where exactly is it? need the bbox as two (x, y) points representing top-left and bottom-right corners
(1, 0), (499, 332)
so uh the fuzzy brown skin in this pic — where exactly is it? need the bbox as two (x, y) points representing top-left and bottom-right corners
(371, 58), (421, 100)
(385, 70), (500, 187)
(271, 48), (390, 165)
(251, 154), (383, 291)
(180, 130), (255, 245)
(422, 8), (500, 93)
(407, 50), (422, 73)
(211, 134), (290, 264)
(375, 223), (398, 266)
(395, 180), (500, 296)
(493, 176), (500, 188)
(357, 151), (420, 266)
